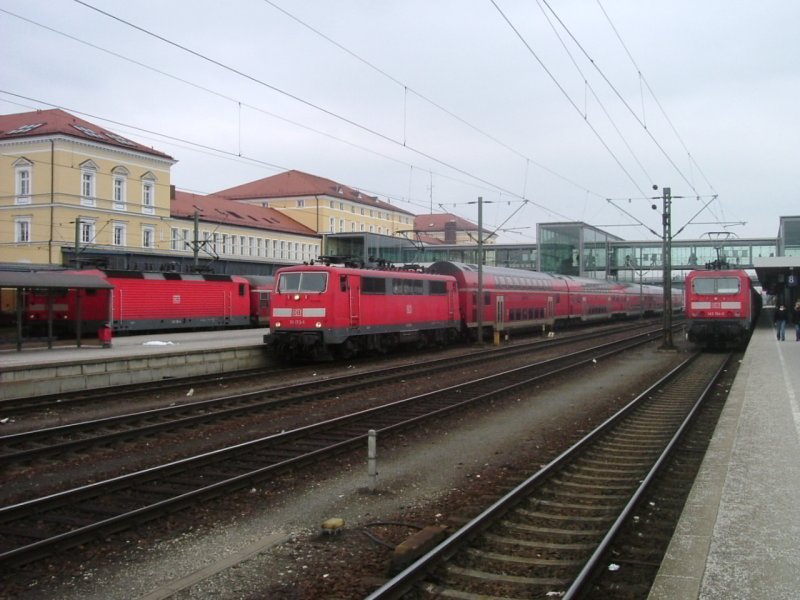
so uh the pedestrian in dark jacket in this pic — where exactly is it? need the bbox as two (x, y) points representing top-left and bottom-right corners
(792, 301), (800, 341)
(774, 304), (789, 341)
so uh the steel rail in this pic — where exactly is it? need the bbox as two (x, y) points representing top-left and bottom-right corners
(365, 351), (730, 599)
(0, 321), (666, 465)
(0, 330), (660, 568)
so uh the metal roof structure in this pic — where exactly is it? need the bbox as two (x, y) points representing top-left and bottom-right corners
(0, 272), (113, 290)
(0, 271), (113, 351)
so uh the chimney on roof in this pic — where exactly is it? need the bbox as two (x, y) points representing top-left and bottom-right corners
(444, 220), (457, 244)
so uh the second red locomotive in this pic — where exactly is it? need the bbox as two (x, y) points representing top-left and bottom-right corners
(685, 269), (761, 349)
(23, 270), (274, 335)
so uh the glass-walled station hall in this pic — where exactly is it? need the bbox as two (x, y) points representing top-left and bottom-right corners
(324, 218), (796, 289)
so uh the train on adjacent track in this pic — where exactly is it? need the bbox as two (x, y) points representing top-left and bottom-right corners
(684, 268), (762, 349)
(268, 260), (683, 360)
(21, 269), (274, 335)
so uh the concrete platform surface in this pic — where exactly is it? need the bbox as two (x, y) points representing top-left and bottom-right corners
(0, 328), (269, 369)
(649, 318), (800, 599)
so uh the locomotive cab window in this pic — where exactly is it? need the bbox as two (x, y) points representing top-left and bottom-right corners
(692, 277), (740, 295)
(238, 283), (246, 296)
(278, 272), (327, 293)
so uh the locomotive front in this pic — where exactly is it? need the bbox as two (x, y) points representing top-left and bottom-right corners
(268, 266), (334, 360)
(685, 270), (756, 349)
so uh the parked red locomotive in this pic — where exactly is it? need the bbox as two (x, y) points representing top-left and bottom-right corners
(23, 270), (273, 335)
(685, 269), (761, 349)
(267, 260), (679, 360)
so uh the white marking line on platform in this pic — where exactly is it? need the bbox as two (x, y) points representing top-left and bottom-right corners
(777, 343), (800, 441)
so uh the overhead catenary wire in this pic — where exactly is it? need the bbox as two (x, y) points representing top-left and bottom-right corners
(1, 2), (724, 240)
(489, 0), (651, 202)
(67, 0), (576, 229)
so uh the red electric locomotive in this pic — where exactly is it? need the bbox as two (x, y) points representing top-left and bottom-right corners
(685, 269), (761, 349)
(24, 270), (273, 335)
(268, 263), (461, 359)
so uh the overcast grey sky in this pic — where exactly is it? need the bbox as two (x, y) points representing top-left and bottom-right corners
(2, 0), (798, 243)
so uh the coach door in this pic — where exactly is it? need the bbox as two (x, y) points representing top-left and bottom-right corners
(496, 295), (505, 332)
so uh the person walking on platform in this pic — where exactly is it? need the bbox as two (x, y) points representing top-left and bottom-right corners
(774, 303), (789, 341)
(793, 301), (800, 341)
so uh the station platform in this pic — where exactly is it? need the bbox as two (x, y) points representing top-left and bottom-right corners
(0, 328), (271, 401)
(649, 313), (800, 599)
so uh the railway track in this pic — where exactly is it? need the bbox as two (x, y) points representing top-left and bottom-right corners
(0, 319), (667, 418)
(0, 322), (667, 467)
(0, 328), (663, 569)
(365, 351), (732, 600)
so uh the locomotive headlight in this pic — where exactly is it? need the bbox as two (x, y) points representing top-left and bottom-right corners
(315, 321), (322, 328)
(293, 294), (301, 301)
(274, 321), (281, 328)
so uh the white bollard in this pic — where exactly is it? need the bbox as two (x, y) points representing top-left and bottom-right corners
(368, 429), (378, 490)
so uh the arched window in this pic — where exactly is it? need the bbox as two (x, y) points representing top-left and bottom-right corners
(80, 160), (98, 207)
(112, 166), (129, 211)
(14, 158), (33, 205)
(141, 171), (156, 215)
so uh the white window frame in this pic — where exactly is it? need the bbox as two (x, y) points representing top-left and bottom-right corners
(112, 167), (128, 211)
(14, 159), (32, 205)
(112, 222), (127, 247)
(182, 228), (191, 250)
(14, 216), (32, 242)
(141, 176), (155, 215)
(80, 162), (97, 207)
(142, 225), (156, 249)
(80, 219), (96, 244)
(171, 227), (181, 250)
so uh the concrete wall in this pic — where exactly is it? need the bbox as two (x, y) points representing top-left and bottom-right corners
(0, 346), (270, 401)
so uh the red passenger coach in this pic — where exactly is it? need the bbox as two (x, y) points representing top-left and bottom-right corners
(685, 269), (761, 349)
(427, 262), (665, 338)
(268, 264), (461, 359)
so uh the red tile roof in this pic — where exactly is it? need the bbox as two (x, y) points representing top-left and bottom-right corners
(171, 190), (318, 237)
(214, 170), (414, 216)
(414, 213), (481, 232)
(0, 108), (173, 160)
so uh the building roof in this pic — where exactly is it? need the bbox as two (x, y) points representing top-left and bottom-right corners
(0, 271), (114, 290)
(214, 169), (414, 216)
(0, 108), (174, 160)
(414, 213), (483, 233)
(171, 190), (318, 237)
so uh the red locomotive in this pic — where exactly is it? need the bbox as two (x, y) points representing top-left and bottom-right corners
(23, 270), (273, 335)
(685, 269), (761, 349)
(268, 261), (677, 360)
(269, 263), (460, 359)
